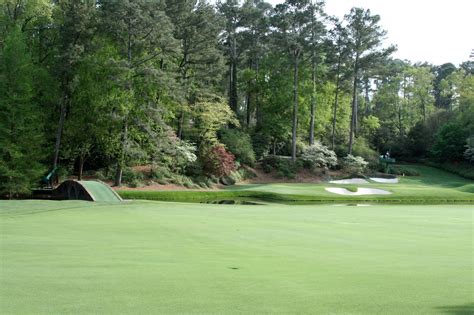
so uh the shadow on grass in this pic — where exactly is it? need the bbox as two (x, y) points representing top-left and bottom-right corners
(394, 164), (473, 190)
(436, 303), (474, 315)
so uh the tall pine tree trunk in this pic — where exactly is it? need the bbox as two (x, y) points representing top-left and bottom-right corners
(331, 59), (341, 150)
(348, 52), (360, 155)
(364, 76), (370, 116)
(309, 59), (316, 145)
(291, 54), (299, 162)
(78, 155), (84, 181)
(255, 60), (262, 129)
(309, 7), (317, 146)
(53, 93), (68, 169)
(115, 26), (132, 186)
(229, 35), (238, 114)
(398, 100), (403, 137)
(246, 89), (251, 127)
(422, 99), (426, 121)
(177, 111), (185, 139)
(246, 58), (252, 127)
(114, 120), (128, 186)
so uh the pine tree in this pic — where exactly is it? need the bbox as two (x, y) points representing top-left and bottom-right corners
(239, 0), (272, 127)
(307, 0), (326, 145)
(344, 8), (395, 154)
(217, 0), (242, 114)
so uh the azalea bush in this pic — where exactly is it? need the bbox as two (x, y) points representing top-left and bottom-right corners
(301, 142), (338, 169)
(342, 155), (368, 175)
(201, 144), (236, 177)
(464, 137), (474, 163)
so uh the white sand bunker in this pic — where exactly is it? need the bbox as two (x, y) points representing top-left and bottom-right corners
(369, 177), (399, 184)
(325, 187), (392, 195)
(329, 178), (369, 184)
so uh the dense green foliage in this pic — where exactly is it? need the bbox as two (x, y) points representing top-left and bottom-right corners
(220, 129), (256, 166)
(0, 27), (46, 197)
(0, 0), (472, 195)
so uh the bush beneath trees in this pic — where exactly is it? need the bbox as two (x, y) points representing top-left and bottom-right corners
(261, 155), (299, 179)
(220, 129), (256, 166)
(301, 142), (337, 169)
(341, 155), (368, 175)
(464, 137), (474, 163)
(352, 139), (379, 169)
(389, 165), (421, 176)
(201, 145), (236, 178)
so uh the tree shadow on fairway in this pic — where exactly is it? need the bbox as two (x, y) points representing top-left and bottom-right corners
(436, 303), (474, 315)
(400, 164), (473, 191)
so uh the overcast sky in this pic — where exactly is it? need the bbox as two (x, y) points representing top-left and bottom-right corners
(215, 0), (474, 66)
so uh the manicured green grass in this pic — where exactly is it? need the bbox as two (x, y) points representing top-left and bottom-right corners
(119, 165), (474, 204)
(1, 200), (472, 314)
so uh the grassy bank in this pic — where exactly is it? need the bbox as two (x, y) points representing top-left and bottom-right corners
(424, 160), (474, 180)
(118, 165), (474, 204)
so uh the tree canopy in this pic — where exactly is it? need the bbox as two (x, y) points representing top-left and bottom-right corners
(0, 0), (472, 195)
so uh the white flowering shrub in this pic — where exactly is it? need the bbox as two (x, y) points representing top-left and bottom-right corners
(342, 154), (368, 175)
(464, 137), (474, 163)
(301, 142), (338, 169)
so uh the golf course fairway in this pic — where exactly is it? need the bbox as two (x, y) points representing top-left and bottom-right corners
(1, 200), (472, 314)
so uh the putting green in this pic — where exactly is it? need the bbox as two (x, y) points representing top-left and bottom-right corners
(1, 200), (472, 314)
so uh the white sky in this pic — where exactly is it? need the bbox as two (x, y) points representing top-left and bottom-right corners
(214, 0), (474, 66)
(321, 0), (474, 66)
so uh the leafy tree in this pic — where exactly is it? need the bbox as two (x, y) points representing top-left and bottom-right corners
(254, 53), (293, 156)
(433, 63), (456, 109)
(0, 0), (52, 36)
(0, 28), (45, 197)
(193, 98), (239, 146)
(165, 0), (224, 137)
(272, 0), (313, 161)
(407, 65), (435, 121)
(431, 123), (469, 162)
(443, 68), (474, 113)
(99, 0), (180, 186)
(61, 43), (120, 180)
(51, 0), (97, 170)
